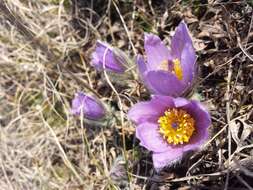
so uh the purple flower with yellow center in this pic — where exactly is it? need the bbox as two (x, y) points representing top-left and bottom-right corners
(128, 95), (211, 170)
(71, 92), (105, 120)
(137, 21), (196, 97)
(91, 40), (129, 73)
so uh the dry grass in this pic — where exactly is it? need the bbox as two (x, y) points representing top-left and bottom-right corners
(0, 0), (252, 189)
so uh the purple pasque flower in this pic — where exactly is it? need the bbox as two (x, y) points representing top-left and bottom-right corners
(137, 21), (196, 97)
(71, 92), (105, 120)
(128, 95), (210, 170)
(91, 40), (129, 73)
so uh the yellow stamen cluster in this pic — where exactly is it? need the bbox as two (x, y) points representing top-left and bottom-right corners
(158, 59), (183, 80)
(172, 58), (183, 80)
(158, 108), (195, 145)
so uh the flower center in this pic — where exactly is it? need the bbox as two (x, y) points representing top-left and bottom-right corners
(158, 108), (195, 145)
(158, 59), (183, 80)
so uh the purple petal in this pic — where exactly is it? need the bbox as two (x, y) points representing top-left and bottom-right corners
(144, 33), (170, 70)
(173, 97), (190, 107)
(181, 43), (196, 84)
(136, 54), (147, 80)
(128, 95), (174, 125)
(152, 149), (183, 170)
(136, 122), (170, 153)
(171, 21), (193, 59)
(144, 70), (185, 97)
(71, 92), (105, 120)
(91, 41), (126, 73)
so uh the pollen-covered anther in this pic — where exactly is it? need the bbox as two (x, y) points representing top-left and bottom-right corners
(172, 58), (183, 80)
(158, 108), (195, 145)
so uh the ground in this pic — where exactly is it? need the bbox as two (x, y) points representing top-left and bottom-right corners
(0, 0), (252, 190)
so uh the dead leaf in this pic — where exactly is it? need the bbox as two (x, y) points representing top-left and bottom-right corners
(192, 37), (207, 52)
(230, 118), (253, 147)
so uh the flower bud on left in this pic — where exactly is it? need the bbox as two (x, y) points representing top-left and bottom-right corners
(71, 92), (105, 120)
(91, 41), (129, 73)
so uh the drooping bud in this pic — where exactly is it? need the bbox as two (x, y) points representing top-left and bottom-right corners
(71, 92), (105, 120)
(91, 41), (130, 73)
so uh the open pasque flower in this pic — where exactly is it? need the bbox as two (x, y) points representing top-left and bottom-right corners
(128, 95), (210, 170)
(71, 92), (105, 120)
(91, 40), (129, 73)
(137, 21), (196, 97)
